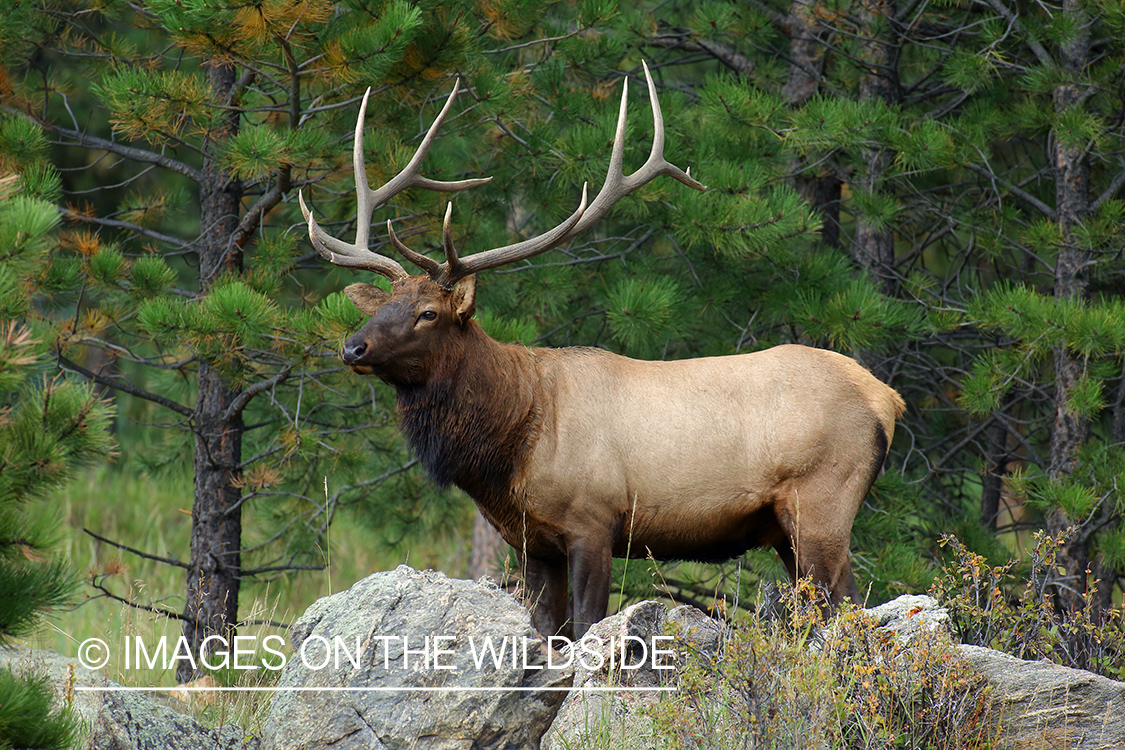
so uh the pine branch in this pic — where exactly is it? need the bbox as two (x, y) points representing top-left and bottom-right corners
(57, 353), (194, 417)
(223, 364), (296, 421)
(964, 162), (1058, 221)
(230, 179), (289, 252)
(241, 563), (326, 576)
(1091, 163), (1125, 211)
(239, 617), (288, 628)
(734, 0), (786, 29)
(980, 0), (1055, 69)
(83, 528), (189, 569)
(647, 32), (755, 76)
(483, 29), (585, 55)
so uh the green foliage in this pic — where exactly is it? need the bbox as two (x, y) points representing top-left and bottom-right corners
(603, 275), (681, 356)
(130, 255), (178, 297)
(942, 50), (997, 93)
(329, 0), (426, 83)
(0, 165), (113, 750)
(792, 275), (923, 353)
(94, 69), (212, 144)
(0, 669), (76, 750)
(313, 291), (367, 343)
(0, 117), (49, 169)
(0, 194), (60, 266)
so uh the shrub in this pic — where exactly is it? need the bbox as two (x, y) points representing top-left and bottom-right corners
(649, 581), (990, 750)
(932, 532), (1125, 680)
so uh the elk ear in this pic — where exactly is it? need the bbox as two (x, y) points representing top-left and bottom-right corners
(344, 283), (391, 316)
(451, 276), (476, 323)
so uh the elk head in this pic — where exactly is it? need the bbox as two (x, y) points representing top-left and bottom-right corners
(299, 63), (704, 385)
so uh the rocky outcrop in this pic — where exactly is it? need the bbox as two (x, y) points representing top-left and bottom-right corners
(261, 566), (571, 750)
(16, 575), (1124, 750)
(0, 646), (255, 750)
(959, 644), (1125, 750)
(864, 593), (953, 639)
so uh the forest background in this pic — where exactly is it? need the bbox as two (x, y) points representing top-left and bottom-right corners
(2, 0), (1124, 701)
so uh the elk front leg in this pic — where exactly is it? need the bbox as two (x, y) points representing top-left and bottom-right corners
(568, 536), (613, 638)
(522, 555), (570, 638)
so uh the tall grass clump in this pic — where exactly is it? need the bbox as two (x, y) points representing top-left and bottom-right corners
(649, 581), (990, 750)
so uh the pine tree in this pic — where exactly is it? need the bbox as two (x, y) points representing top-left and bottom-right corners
(0, 171), (115, 748)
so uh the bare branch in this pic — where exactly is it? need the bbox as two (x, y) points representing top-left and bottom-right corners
(62, 208), (193, 250)
(58, 353), (194, 417)
(84, 528), (190, 569)
(964, 162), (1058, 221)
(87, 575), (190, 622)
(48, 123), (202, 182)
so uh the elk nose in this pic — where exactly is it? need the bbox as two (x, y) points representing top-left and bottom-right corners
(342, 339), (367, 364)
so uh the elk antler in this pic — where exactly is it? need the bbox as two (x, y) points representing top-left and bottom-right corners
(305, 63), (705, 288)
(418, 61), (705, 287)
(298, 80), (492, 281)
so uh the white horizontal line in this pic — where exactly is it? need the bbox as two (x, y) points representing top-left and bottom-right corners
(75, 686), (676, 693)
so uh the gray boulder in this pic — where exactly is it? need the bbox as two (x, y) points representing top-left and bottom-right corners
(0, 646), (255, 750)
(958, 644), (1125, 750)
(863, 593), (952, 640)
(261, 565), (571, 750)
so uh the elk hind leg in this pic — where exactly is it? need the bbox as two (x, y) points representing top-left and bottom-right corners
(777, 482), (867, 605)
(568, 535), (613, 639)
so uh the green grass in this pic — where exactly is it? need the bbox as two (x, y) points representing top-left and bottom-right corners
(18, 462), (472, 732)
(18, 461), (765, 734)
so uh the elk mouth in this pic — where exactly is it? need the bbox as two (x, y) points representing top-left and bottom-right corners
(340, 344), (383, 375)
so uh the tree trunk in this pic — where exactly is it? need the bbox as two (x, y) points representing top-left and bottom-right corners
(1045, 0), (1093, 618)
(181, 364), (244, 682)
(853, 0), (900, 292)
(980, 412), (1009, 529)
(178, 60), (245, 683)
(784, 1), (841, 248)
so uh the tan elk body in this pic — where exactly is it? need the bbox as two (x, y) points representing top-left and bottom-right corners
(302, 65), (906, 637)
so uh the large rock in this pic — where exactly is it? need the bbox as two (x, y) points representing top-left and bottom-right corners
(261, 565), (571, 750)
(958, 644), (1125, 750)
(542, 601), (724, 750)
(0, 646), (255, 750)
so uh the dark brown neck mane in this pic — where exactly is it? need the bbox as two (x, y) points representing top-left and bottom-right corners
(394, 322), (539, 512)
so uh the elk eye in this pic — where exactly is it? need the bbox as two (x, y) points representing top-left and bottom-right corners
(419, 310), (438, 322)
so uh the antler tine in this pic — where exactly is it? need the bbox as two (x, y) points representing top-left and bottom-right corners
(571, 60), (705, 236)
(386, 218), (443, 278)
(359, 81), (493, 227)
(436, 62), (705, 287)
(301, 81), (492, 281)
(299, 188), (410, 281)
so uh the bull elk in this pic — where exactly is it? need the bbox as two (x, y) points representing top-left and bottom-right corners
(299, 64), (906, 638)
